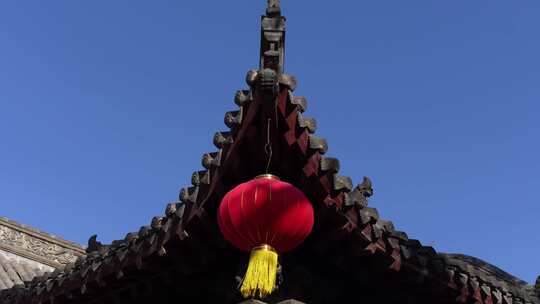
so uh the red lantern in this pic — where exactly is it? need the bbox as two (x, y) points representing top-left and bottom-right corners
(218, 174), (314, 298)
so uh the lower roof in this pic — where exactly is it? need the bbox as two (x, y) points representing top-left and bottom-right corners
(0, 252), (49, 291)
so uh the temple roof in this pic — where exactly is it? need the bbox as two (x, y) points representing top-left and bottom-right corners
(0, 217), (85, 293)
(0, 1), (538, 303)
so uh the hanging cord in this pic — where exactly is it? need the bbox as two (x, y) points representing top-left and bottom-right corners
(264, 94), (280, 174)
(264, 118), (273, 174)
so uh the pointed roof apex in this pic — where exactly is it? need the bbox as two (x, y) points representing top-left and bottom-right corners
(266, 0), (281, 16)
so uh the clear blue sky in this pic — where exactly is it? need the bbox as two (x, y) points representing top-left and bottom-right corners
(1, 1), (539, 283)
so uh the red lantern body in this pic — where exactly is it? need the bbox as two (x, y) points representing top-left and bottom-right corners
(218, 175), (314, 253)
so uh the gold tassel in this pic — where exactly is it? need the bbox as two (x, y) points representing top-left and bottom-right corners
(240, 244), (278, 298)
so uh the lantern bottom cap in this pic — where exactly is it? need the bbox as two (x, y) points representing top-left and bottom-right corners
(252, 244), (276, 253)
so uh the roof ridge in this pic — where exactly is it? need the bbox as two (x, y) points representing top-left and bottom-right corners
(0, 217), (85, 252)
(0, 217), (85, 271)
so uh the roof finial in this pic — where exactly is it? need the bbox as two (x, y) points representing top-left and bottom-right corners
(266, 0), (281, 16)
(260, 0), (285, 73)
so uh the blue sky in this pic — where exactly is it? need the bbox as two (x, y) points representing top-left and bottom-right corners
(1, 1), (539, 283)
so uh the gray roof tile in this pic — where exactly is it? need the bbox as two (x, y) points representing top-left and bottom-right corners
(0, 256), (46, 291)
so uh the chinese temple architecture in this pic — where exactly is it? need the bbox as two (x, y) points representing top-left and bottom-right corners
(1, 1), (539, 303)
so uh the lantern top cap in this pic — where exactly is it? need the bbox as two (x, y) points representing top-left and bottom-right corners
(255, 174), (280, 181)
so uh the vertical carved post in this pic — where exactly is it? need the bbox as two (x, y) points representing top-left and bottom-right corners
(260, 0), (286, 74)
(247, 0), (288, 176)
